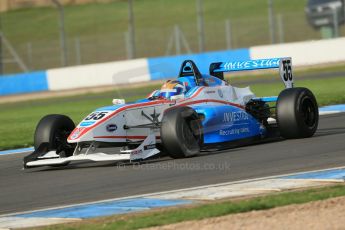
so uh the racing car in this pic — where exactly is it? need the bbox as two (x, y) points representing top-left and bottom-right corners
(24, 58), (319, 168)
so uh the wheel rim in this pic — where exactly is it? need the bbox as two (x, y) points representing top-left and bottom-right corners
(52, 128), (73, 155)
(181, 117), (200, 150)
(301, 97), (317, 128)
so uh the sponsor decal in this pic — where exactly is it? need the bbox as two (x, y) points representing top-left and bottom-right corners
(219, 127), (250, 136)
(223, 58), (280, 70)
(106, 124), (117, 132)
(223, 111), (249, 123)
(84, 111), (109, 121)
(218, 89), (224, 98)
(205, 90), (216, 94)
(144, 144), (156, 150)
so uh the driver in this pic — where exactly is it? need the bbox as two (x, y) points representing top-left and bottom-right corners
(159, 80), (186, 99)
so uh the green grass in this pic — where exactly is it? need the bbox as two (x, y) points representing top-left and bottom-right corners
(2, 0), (307, 44)
(1, 72), (345, 150)
(6, 0), (345, 73)
(43, 185), (345, 230)
(252, 78), (345, 105)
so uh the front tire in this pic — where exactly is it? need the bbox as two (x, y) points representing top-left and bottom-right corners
(34, 114), (75, 157)
(160, 107), (202, 158)
(276, 87), (319, 139)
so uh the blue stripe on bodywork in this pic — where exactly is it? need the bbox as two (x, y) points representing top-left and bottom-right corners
(185, 86), (201, 97)
(147, 49), (250, 80)
(16, 198), (191, 219)
(0, 71), (48, 96)
(95, 104), (126, 111)
(79, 121), (96, 127)
(251, 96), (278, 102)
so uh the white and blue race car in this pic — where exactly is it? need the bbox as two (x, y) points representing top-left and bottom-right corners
(24, 58), (319, 168)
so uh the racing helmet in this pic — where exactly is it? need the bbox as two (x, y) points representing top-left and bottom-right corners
(159, 80), (185, 99)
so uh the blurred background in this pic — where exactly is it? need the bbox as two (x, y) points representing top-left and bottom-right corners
(1, 0), (345, 150)
(1, 0), (344, 75)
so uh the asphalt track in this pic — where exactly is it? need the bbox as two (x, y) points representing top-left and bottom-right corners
(0, 113), (345, 215)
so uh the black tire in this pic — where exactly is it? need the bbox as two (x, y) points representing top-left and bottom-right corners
(160, 107), (202, 158)
(34, 114), (75, 157)
(276, 87), (319, 139)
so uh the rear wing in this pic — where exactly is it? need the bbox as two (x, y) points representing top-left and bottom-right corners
(209, 57), (294, 88)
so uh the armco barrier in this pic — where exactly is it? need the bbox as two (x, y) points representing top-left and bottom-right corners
(251, 37), (345, 66)
(1, 37), (345, 96)
(0, 71), (48, 96)
(47, 58), (150, 91)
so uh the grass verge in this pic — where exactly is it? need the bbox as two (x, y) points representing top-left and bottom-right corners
(40, 184), (345, 230)
(1, 71), (345, 150)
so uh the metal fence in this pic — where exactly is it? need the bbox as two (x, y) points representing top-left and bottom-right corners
(2, 8), (345, 74)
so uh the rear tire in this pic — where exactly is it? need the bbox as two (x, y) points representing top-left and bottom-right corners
(160, 107), (202, 158)
(34, 114), (75, 157)
(276, 87), (319, 139)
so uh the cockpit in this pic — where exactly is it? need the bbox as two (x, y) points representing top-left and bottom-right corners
(148, 60), (226, 100)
